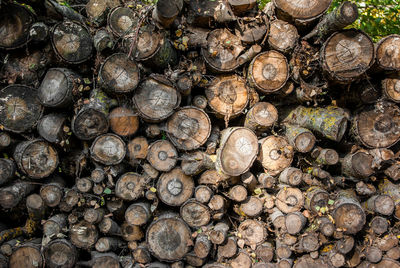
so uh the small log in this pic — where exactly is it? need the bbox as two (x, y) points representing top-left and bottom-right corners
(229, 0), (257, 15)
(258, 136), (294, 176)
(9, 242), (43, 268)
(181, 151), (215, 176)
(38, 68), (81, 108)
(244, 102), (278, 133)
(0, 159), (15, 186)
(95, 237), (124, 253)
(157, 167), (194, 207)
(194, 234), (212, 259)
(121, 223), (143, 242)
(43, 239), (77, 268)
(115, 172), (147, 201)
(255, 242), (274, 263)
(166, 106), (211, 150)
(303, 1), (358, 42)
(320, 29), (375, 82)
(230, 251), (252, 268)
(0, 3), (35, 50)
(0, 133), (13, 151)
(276, 187), (304, 213)
(71, 88), (114, 140)
(84, 208), (105, 224)
(273, 0), (332, 20)
(341, 151), (374, 180)
(216, 127), (258, 177)
(238, 219), (266, 246)
(83, 252), (120, 268)
(90, 133), (126, 165)
(327, 251), (345, 268)
(133, 75), (181, 123)
(208, 195), (228, 215)
(376, 35), (400, 71)
(127, 137), (149, 164)
(283, 105), (348, 142)
(311, 147), (339, 166)
(59, 190), (80, 212)
(51, 21), (93, 64)
(195, 185), (213, 204)
(133, 244), (152, 264)
(193, 95), (208, 110)
(86, 0), (119, 27)
(383, 77), (400, 103)
(76, 177), (93, 193)
(258, 173), (277, 189)
(304, 186), (329, 213)
(379, 179), (400, 219)
(285, 212), (307, 235)
(93, 29), (114, 52)
(70, 220), (98, 249)
(279, 167), (303, 186)
(26, 194), (45, 221)
(147, 140), (177, 172)
(146, 213), (192, 262)
(202, 29), (244, 73)
(91, 168), (105, 183)
(152, 0), (183, 28)
(218, 237), (237, 259)
(98, 53), (140, 95)
(0, 85), (44, 133)
(386, 247), (400, 260)
(106, 198), (126, 222)
(316, 217), (335, 237)
(43, 214), (67, 238)
(229, 185), (248, 202)
(248, 51), (289, 94)
(268, 20), (299, 54)
(125, 202), (151, 226)
(276, 240), (292, 259)
(205, 75), (249, 119)
(98, 217), (121, 236)
(362, 194), (394, 216)
(284, 124), (316, 153)
(239, 196), (263, 217)
(107, 7), (136, 37)
(385, 163), (400, 181)
(37, 113), (68, 144)
(333, 190), (366, 234)
(142, 163), (159, 180)
(238, 44), (263, 65)
(365, 246), (383, 263)
(180, 199), (211, 228)
(1, 238), (21, 256)
(235, 18), (268, 45)
(352, 101), (400, 148)
(210, 222), (229, 245)
(370, 216), (389, 235)
(0, 180), (35, 209)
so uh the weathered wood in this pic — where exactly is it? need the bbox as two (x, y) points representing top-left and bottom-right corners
(228, 185), (248, 202)
(181, 151), (215, 176)
(276, 187), (304, 213)
(9, 242), (43, 268)
(99, 217), (121, 236)
(98, 53), (140, 95)
(268, 20), (299, 54)
(125, 202), (151, 226)
(285, 212), (307, 235)
(258, 136), (294, 176)
(133, 75), (181, 122)
(180, 199), (211, 228)
(26, 194), (45, 221)
(115, 172), (147, 201)
(244, 102), (278, 133)
(248, 51), (289, 94)
(218, 236), (237, 259)
(238, 219), (266, 246)
(37, 113), (68, 144)
(333, 190), (366, 234)
(146, 213), (192, 262)
(273, 0), (332, 20)
(43, 239), (77, 268)
(152, 0), (183, 28)
(216, 127), (258, 177)
(0, 159), (15, 186)
(311, 147), (339, 166)
(93, 29), (114, 52)
(304, 186), (329, 213)
(166, 106), (211, 150)
(362, 194), (394, 216)
(284, 124), (316, 153)
(376, 35), (400, 71)
(43, 214), (67, 238)
(187, 0), (236, 27)
(147, 140), (178, 172)
(321, 29), (375, 82)
(107, 7), (136, 37)
(127, 136), (149, 164)
(195, 234), (212, 259)
(210, 222), (229, 245)
(370, 216), (389, 235)
(279, 167), (303, 186)
(76, 177), (92, 193)
(121, 222), (144, 242)
(90, 133), (126, 165)
(235, 18), (268, 45)
(70, 220), (98, 249)
(195, 185), (213, 204)
(157, 168), (194, 206)
(95, 237), (124, 253)
(341, 151), (374, 180)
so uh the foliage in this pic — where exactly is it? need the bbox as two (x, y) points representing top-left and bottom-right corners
(257, 0), (400, 42)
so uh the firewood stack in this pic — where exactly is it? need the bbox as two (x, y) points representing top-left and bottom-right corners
(0, 0), (400, 267)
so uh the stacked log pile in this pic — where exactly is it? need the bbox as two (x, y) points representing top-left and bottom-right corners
(0, 0), (400, 267)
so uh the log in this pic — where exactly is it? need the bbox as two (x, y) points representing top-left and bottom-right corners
(202, 29), (244, 73)
(98, 53), (140, 95)
(210, 222), (229, 245)
(194, 185), (213, 204)
(9, 241), (43, 268)
(93, 29), (114, 52)
(303, 1), (358, 42)
(279, 167), (303, 186)
(229, 0), (257, 15)
(95, 237), (124, 253)
(166, 106), (211, 150)
(99, 217), (121, 236)
(70, 220), (98, 249)
(255, 242), (274, 263)
(311, 147), (339, 166)
(385, 163), (400, 181)
(193, 95), (208, 110)
(157, 167), (194, 206)
(146, 213), (192, 262)
(38, 68), (80, 108)
(51, 21), (93, 64)
(187, 0), (236, 27)
(362, 194), (394, 216)
(0, 133), (13, 151)
(43, 239), (77, 268)
(248, 51), (289, 94)
(205, 75), (249, 119)
(284, 124), (316, 153)
(194, 234), (212, 259)
(382, 76), (400, 103)
(125, 202), (151, 226)
(0, 85), (44, 133)
(351, 101), (400, 148)
(283, 105), (348, 142)
(258, 136), (294, 176)
(76, 177), (92, 193)
(127, 136), (149, 164)
(217, 236), (237, 259)
(86, 0), (119, 27)
(239, 196), (263, 217)
(0, 3), (35, 50)
(276, 187), (304, 213)
(181, 151), (215, 176)
(90, 133), (126, 165)
(216, 127), (258, 177)
(320, 29), (375, 82)
(244, 102), (278, 133)
(37, 113), (68, 144)
(133, 74), (181, 123)
(238, 219), (266, 246)
(268, 20), (299, 54)
(84, 208), (105, 224)
(341, 151), (374, 180)
(285, 212), (307, 235)
(379, 179), (400, 219)
(115, 172), (147, 201)
(180, 199), (211, 228)
(26, 194), (45, 221)
(273, 0), (332, 21)
(121, 223), (143, 242)
(235, 18), (268, 45)
(230, 251), (252, 268)
(228, 185), (248, 202)
(152, 0), (183, 28)
(147, 140), (178, 172)
(43, 214), (67, 238)
(304, 186), (329, 213)
(376, 35), (400, 71)
(0, 159), (15, 186)
(107, 7), (136, 37)
(316, 217), (335, 237)
(370, 216), (389, 235)
(333, 190), (366, 234)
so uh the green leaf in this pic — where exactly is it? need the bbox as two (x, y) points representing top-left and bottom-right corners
(103, 188), (112, 194)
(328, 199), (335, 205)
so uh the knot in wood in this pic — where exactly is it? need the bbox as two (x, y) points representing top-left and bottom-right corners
(167, 178), (183, 196)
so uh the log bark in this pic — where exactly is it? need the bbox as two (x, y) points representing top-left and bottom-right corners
(43, 214), (67, 238)
(284, 124), (316, 153)
(70, 220), (98, 249)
